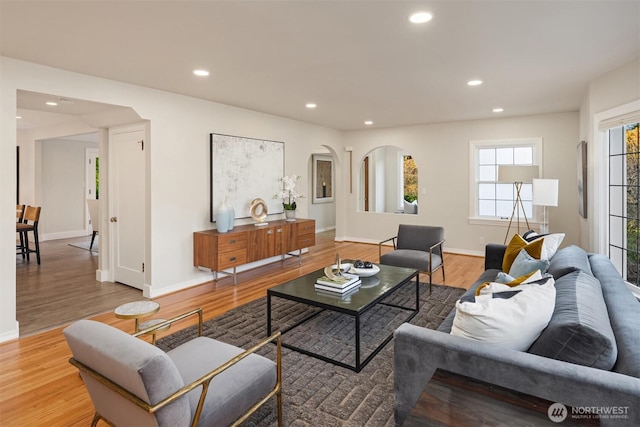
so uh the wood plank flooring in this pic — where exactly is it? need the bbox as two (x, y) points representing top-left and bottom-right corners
(16, 236), (141, 336)
(1, 230), (484, 426)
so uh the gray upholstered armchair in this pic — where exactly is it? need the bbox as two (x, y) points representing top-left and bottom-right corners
(64, 308), (282, 427)
(378, 225), (445, 293)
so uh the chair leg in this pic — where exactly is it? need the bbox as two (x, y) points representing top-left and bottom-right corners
(33, 228), (41, 265)
(24, 232), (30, 261)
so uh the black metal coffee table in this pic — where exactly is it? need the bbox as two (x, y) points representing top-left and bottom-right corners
(267, 263), (419, 372)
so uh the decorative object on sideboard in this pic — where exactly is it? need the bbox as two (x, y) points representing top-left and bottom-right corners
(274, 174), (304, 221)
(250, 198), (269, 226)
(533, 178), (559, 234)
(227, 202), (235, 231)
(498, 165), (539, 243)
(215, 196), (231, 233)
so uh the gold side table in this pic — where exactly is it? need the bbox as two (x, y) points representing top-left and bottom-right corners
(114, 300), (160, 332)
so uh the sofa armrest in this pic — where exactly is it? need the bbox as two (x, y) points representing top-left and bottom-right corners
(394, 323), (640, 427)
(484, 243), (506, 271)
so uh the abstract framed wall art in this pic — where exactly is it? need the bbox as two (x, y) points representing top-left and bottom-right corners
(210, 133), (284, 222)
(312, 154), (334, 204)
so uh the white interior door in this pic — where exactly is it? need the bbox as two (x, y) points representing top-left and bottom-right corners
(109, 124), (145, 289)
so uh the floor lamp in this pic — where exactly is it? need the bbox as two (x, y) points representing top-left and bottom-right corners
(498, 165), (539, 243)
(533, 178), (559, 234)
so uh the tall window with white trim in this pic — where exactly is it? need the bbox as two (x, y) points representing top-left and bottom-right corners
(608, 122), (640, 287)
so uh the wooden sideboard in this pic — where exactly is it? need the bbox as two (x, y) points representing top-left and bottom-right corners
(194, 218), (315, 285)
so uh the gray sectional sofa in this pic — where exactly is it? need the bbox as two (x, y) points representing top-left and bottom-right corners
(394, 244), (640, 426)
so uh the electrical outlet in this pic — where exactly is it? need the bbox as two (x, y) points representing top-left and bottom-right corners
(479, 236), (485, 246)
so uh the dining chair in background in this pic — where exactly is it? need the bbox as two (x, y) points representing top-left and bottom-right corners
(17, 205), (42, 264)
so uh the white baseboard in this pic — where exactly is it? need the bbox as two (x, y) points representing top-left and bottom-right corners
(41, 230), (88, 242)
(0, 321), (20, 343)
(316, 225), (336, 233)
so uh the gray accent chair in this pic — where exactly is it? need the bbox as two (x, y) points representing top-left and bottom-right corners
(378, 225), (445, 293)
(63, 308), (282, 427)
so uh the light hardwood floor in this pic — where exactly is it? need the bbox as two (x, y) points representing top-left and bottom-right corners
(1, 231), (484, 426)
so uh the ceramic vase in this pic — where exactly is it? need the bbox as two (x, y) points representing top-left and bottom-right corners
(216, 197), (230, 233)
(227, 203), (235, 231)
(285, 209), (296, 221)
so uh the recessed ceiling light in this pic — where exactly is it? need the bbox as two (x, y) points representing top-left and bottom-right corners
(409, 11), (433, 24)
(193, 69), (210, 77)
(46, 101), (58, 106)
(364, 120), (373, 125)
(467, 80), (483, 86)
(305, 103), (317, 109)
(493, 108), (504, 113)
(16, 116), (22, 119)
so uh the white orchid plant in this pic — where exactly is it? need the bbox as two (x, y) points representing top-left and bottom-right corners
(274, 174), (305, 210)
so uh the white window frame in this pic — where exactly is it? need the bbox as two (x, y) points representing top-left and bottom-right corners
(592, 99), (640, 298)
(468, 138), (543, 226)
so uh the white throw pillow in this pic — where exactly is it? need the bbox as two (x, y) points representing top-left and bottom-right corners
(451, 278), (556, 351)
(525, 233), (565, 260)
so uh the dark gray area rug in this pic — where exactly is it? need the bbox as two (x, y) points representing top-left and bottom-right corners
(157, 283), (464, 426)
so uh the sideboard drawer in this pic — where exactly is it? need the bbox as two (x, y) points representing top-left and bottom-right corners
(218, 234), (248, 251)
(218, 248), (247, 269)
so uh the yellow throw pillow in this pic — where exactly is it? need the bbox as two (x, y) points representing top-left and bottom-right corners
(502, 234), (544, 272)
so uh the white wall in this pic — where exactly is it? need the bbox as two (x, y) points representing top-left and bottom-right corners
(0, 57), (343, 341)
(341, 112), (581, 255)
(38, 138), (98, 240)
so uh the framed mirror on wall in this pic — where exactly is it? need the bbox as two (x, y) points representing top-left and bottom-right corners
(359, 146), (418, 214)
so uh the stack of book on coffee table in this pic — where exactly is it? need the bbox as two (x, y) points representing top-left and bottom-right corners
(314, 272), (361, 295)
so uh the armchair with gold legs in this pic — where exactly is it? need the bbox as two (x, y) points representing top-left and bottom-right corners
(64, 308), (282, 427)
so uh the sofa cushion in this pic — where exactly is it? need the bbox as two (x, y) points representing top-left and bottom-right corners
(168, 337), (277, 427)
(502, 234), (544, 272)
(508, 249), (550, 277)
(589, 254), (640, 378)
(547, 245), (592, 279)
(527, 270), (618, 370)
(451, 276), (556, 351)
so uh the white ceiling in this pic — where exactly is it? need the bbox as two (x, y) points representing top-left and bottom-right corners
(2, 0), (639, 131)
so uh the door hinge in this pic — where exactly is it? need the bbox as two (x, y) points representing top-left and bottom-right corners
(137, 139), (144, 151)
(142, 262), (145, 272)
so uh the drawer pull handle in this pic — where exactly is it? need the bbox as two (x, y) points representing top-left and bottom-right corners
(277, 229), (283, 233)
(268, 230), (273, 234)
(230, 239), (236, 244)
(229, 257), (236, 261)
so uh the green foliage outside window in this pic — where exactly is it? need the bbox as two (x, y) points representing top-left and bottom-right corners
(95, 158), (100, 199)
(403, 155), (418, 202)
(626, 123), (639, 285)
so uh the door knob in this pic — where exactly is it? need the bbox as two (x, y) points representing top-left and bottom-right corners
(110, 217), (118, 223)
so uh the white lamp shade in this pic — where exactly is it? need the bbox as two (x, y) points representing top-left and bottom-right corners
(533, 179), (559, 207)
(498, 165), (539, 183)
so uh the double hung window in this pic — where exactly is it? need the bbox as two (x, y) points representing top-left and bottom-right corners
(470, 138), (542, 222)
